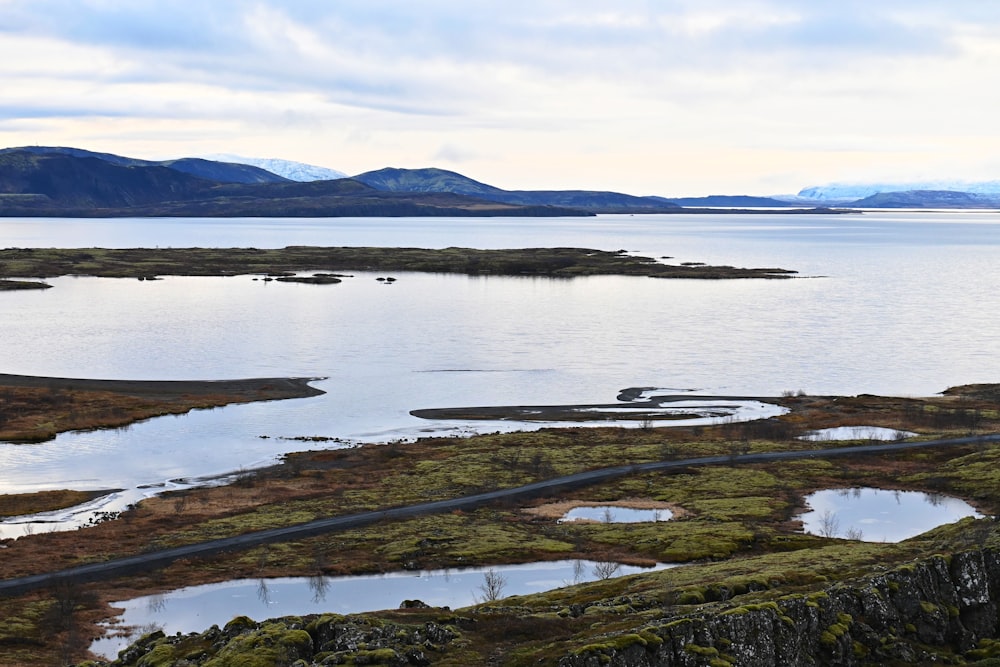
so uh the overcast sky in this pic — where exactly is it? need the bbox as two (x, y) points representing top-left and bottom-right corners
(2, 1), (999, 196)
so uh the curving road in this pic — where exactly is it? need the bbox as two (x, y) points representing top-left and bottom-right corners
(1, 432), (997, 597)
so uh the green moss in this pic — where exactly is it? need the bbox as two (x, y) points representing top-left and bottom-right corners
(684, 643), (719, 657)
(677, 589), (706, 605)
(348, 647), (399, 664)
(204, 621), (313, 667)
(720, 601), (780, 617)
(136, 644), (178, 667)
(968, 638), (1000, 660)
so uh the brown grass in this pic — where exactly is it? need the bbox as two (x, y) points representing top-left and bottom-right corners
(0, 376), (321, 442)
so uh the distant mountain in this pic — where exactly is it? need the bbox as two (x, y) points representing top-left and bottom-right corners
(800, 180), (1000, 201)
(647, 195), (797, 208)
(353, 167), (680, 213)
(353, 167), (503, 196)
(204, 154), (347, 182)
(847, 190), (1000, 209)
(0, 148), (587, 217)
(0, 151), (215, 208)
(0, 146), (288, 185)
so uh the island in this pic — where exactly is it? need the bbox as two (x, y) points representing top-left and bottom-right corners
(0, 246), (796, 281)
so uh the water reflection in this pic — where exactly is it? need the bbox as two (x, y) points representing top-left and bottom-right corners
(559, 506), (673, 523)
(5, 212), (1000, 536)
(799, 426), (916, 442)
(798, 487), (981, 542)
(91, 559), (673, 659)
(0, 394), (781, 539)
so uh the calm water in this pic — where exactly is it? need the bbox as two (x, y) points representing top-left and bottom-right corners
(559, 506), (672, 523)
(1, 211), (999, 534)
(798, 487), (982, 542)
(91, 559), (672, 658)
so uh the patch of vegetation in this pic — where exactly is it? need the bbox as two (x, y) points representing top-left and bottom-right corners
(0, 490), (110, 519)
(0, 278), (51, 290)
(0, 375), (322, 443)
(0, 245), (796, 280)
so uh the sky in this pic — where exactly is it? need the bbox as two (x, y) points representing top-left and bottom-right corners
(2, 1), (1000, 197)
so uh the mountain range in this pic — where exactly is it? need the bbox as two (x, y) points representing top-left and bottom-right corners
(0, 146), (996, 215)
(0, 148), (589, 217)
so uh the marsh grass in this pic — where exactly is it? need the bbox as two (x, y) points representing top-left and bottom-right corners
(0, 381), (316, 443)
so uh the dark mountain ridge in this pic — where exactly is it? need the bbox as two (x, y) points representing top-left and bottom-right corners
(0, 152), (214, 208)
(353, 167), (682, 212)
(0, 149), (587, 218)
(0, 146), (289, 184)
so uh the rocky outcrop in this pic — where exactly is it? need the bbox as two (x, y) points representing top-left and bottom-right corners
(560, 547), (1000, 666)
(89, 613), (460, 666)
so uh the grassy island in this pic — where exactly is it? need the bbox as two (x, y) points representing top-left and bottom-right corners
(0, 383), (999, 664)
(0, 246), (796, 281)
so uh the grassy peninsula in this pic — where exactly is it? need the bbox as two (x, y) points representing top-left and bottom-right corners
(0, 374), (323, 443)
(0, 385), (999, 664)
(0, 246), (796, 281)
(0, 278), (51, 290)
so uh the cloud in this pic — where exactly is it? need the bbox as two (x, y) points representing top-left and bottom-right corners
(3, 1), (1000, 192)
(432, 144), (480, 164)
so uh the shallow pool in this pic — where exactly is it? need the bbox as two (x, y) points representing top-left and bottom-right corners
(799, 426), (916, 442)
(92, 559), (673, 659)
(798, 487), (981, 542)
(559, 506), (673, 523)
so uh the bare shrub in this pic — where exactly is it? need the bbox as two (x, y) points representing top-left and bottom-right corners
(592, 560), (621, 580)
(477, 568), (507, 602)
(818, 509), (840, 538)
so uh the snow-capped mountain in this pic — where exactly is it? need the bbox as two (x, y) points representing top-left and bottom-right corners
(204, 154), (347, 182)
(798, 180), (1000, 201)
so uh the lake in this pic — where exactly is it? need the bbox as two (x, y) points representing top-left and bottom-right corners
(1, 211), (999, 535)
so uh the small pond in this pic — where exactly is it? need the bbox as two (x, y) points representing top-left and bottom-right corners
(799, 426), (916, 442)
(559, 506), (673, 523)
(92, 559), (673, 659)
(798, 487), (982, 542)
